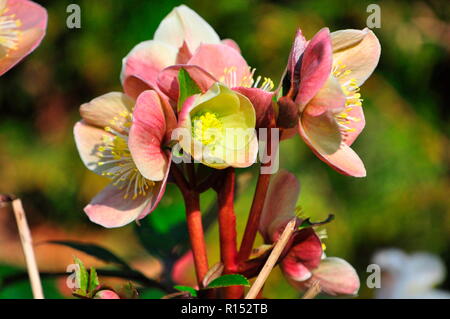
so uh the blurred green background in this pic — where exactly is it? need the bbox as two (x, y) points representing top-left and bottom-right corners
(0, 0), (448, 298)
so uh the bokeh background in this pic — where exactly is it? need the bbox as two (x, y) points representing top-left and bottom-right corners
(0, 0), (448, 298)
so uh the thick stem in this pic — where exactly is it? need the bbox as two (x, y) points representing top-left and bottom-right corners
(216, 168), (241, 298)
(238, 128), (274, 263)
(172, 165), (209, 288)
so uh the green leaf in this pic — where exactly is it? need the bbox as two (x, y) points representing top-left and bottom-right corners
(88, 267), (100, 295)
(299, 214), (335, 230)
(74, 257), (88, 296)
(206, 274), (250, 289)
(48, 241), (132, 270)
(177, 68), (201, 111)
(174, 285), (198, 297)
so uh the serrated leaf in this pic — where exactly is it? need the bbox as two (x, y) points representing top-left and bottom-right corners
(88, 267), (100, 296)
(48, 241), (131, 270)
(206, 274), (250, 289)
(174, 285), (198, 297)
(299, 214), (335, 230)
(177, 68), (201, 111)
(74, 257), (88, 295)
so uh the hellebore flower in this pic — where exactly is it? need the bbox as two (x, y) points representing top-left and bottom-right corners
(259, 170), (360, 296)
(121, 4), (241, 97)
(279, 28), (381, 177)
(74, 91), (173, 228)
(373, 249), (450, 299)
(157, 42), (276, 128)
(175, 82), (258, 169)
(0, 0), (47, 75)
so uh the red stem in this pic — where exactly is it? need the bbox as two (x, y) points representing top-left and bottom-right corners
(172, 165), (209, 287)
(216, 168), (241, 298)
(238, 127), (274, 263)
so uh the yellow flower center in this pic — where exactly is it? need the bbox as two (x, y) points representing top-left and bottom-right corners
(192, 112), (223, 146)
(96, 110), (155, 200)
(0, 6), (22, 53)
(332, 62), (363, 135)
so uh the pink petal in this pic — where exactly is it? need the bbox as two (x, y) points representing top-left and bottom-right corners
(233, 87), (275, 129)
(281, 228), (323, 280)
(120, 40), (177, 89)
(73, 121), (110, 174)
(157, 64), (217, 102)
(331, 28), (381, 86)
(259, 170), (300, 242)
(94, 290), (120, 299)
(79, 92), (134, 131)
(128, 90), (168, 182)
(295, 28), (332, 110)
(187, 43), (251, 88)
(342, 104), (365, 146)
(305, 257), (360, 296)
(299, 120), (366, 177)
(300, 77), (345, 155)
(221, 39), (241, 53)
(287, 29), (308, 87)
(176, 41), (193, 64)
(136, 155), (171, 221)
(85, 184), (152, 228)
(122, 74), (154, 100)
(0, 0), (47, 75)
(154, 5), (220, 53)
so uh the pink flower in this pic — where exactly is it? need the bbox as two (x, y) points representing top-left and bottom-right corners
(74, 91), (174, 228)
(121, 5), (240, 98)
(259, 170), (360, 296)
(280, 28), (381, 177)
(0, 0), (47, 75)
(121, 5), (275, 130)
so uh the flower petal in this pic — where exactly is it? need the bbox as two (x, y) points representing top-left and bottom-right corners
(299, 120), (366, 177)
(295, 28), (332, 109)
(73, 121), (109, 174)
(287, 29), (308, 88)
(343, 104), (365, 146)
(136, 156), (171, 221)
(129, 90), (168, 181)
(79, 92), (134, 131)
(221, 39), (241, 53)
(94, 290), (120, 299)
(331, 28), (381, 86)
(0, 0), (47, 75)
(281, 229), (323, 281)
(122, 74), (153, 100)
(305, 257), (360, 296)
(120, 40), (177, 89)
(84, 184), (151, 228)
(233, 87), (275, 129)
(187, 43), (251, 88)
(259, 170), (300, 241)
(154, 4), (220, 53)
(157, 64), (217, 102)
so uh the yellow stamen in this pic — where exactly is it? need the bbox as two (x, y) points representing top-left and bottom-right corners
(332, 61), (364, 137)
(0, 7), (22, 53)
(95, 109), (155, 199)
(192, 112), (223, 146)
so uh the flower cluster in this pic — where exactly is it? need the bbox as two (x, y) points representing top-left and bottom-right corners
(73, 5), (380, 298)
